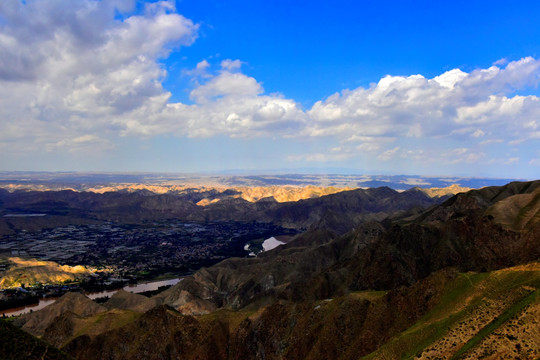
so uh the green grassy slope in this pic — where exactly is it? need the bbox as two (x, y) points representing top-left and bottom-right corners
(362, 263), (540, 360)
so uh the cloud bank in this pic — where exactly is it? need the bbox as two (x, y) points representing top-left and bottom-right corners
(0, 0), (197, 152)
(1, 0), (539, 176)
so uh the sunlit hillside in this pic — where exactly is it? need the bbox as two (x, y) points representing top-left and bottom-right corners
(0, 257), (94, 289)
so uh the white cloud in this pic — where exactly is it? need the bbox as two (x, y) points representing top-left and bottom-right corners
(493, 58), (508, 66)
(444, 148), (486, 164)
(471, 129), (485, 138)
(480, 138), (504, 145)
(189, 71), (263, 103)
(307, 58), (540, 146)
(356, 142), (381, 153)
(377, 147), (400, 161)
(140, 60), (308, 138)
(504, 157), (520, 165)
(0, 2), (540, 175)
(0, 0), (197, 153)
(286, 152), (354, 163)
(221, 59), (243, 71)
(300, 57), (540, 169)
(183, 59), (211, 79)
(433, 69), (468, 89)
(47, 134), (113, 152)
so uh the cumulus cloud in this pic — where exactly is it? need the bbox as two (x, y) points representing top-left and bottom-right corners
(304, 57), (540, 167)
(123, 60), (307, 138)
(307, 58), (540, 142)
(189, 70), (263, 103)
(0, 0), (197, 152)
(0, 0), (307, 151)
(221, 59), (243, 71)
(1, 1), (540, 175)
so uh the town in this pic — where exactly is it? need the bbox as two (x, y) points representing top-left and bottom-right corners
(0, 220), (298, 311)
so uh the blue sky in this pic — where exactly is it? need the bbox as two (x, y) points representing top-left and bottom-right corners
(170, 0), (540, 104)
(1, 0), (540, 178)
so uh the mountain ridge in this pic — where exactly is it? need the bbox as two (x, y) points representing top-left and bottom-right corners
(0, 185), (445, 235)
(141, 180), (540, 315)
(7, 179), (540, 359)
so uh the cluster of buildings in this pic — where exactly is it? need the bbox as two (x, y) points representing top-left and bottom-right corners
(0, 220), (294, 280)
(0, 219), (295, 313)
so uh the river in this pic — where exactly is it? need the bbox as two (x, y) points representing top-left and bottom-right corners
(2, 277), (182, 317)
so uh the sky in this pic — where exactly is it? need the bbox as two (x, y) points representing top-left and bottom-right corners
(1, 0), (540, 178)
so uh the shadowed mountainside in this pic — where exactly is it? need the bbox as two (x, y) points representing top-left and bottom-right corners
(14, 292), (106, 338)
(142, 180), (540, 314)
(34, 263), (540, 360)
(486, 183), (540, 231)
(0, 319), (73, 360)
(0, 186), (444, 235)
(8, 180), (540, 359)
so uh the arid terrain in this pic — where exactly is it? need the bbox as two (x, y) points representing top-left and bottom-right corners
(1, 177), (539, 359)
(2, 0), (539, 358)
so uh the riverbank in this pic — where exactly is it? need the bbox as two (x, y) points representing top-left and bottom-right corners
(1, 277), (182, 317)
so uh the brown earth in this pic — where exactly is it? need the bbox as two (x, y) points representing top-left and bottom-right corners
(14, 292), (106, 338)
(7, 180), (540, 359)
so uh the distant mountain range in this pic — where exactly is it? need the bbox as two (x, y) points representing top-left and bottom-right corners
(0, 184), (448, 235)
(0, 171), (523, 190)
(0, 182), (448, 245)
(2, 179), (540, 359)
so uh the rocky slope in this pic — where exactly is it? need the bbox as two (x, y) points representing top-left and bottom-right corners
(141, 180), (540, 314)
(40, 263), (540, 360)
(0, 319), (73, 360)
(486, 182), (540, 231)
(8, 180), (540, 359)
(363, 262), (540, 359)
(14, 292), (106, 338)
(0, 185), (443, 235)
(102, 289), (155, 312)
(63, 305), (229, 360)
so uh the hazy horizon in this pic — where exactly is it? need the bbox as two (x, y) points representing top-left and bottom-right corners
(0, 171), (526, 193)
(0, 169), (533, 180)
(1, 1), (540, 178)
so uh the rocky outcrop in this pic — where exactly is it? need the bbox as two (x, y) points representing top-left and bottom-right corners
(14, 292), (106, 338)
(103, 290), (154, 312)
(41, 308), (141, 349)
(59, 269), (457, 360)
(155, 180), (540, 313)
(62, 305), (229, 360)
(0, 186), (443, 234)
(0, 319), (73, 360)
(0, 257), (92, 290)
(10, 180), (540, 359)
